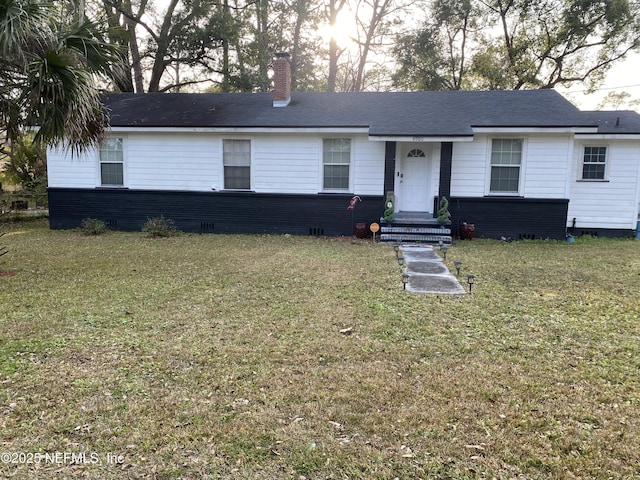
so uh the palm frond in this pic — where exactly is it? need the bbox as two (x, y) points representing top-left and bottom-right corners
(59, 20), (126, 78)
(25, 47), (108, 153)
(1, 0), (121, 154)
(0, 0), (54, 59)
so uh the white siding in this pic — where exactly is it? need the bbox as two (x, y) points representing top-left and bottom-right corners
(450, 134), (572, 198)
(47, 145), (98, 188)
(568, 140), (640, 230)
(126, 133), (219, 191)
(252, 135), (321, 193)
(47, 132), (385, 196)
(47, 134), (220, 191)
(450, 136), (488, 196)
(353, 136), (385, 195)
(431, 143), (441, 200)
(523, 135), (571, 198)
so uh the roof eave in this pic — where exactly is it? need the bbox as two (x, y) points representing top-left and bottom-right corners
(368, 134), (474, 142)
(472, 126), (599, 134)
(575, 133), (640, 139)
(107, 126), (371, 134)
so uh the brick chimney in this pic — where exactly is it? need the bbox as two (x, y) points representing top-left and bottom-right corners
(273, 52), (291, 107)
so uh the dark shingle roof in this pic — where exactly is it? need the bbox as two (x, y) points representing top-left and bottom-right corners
(104, 90), (640, 136)
(579, 110), (640, 134)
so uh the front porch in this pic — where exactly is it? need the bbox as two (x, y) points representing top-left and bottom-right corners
(380, 212), (452, 244)
(380, 140), (453, 244)
(380, 140), (570, 241)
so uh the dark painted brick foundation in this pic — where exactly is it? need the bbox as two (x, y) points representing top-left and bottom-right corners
(50, 190), (606, 240)
(48, 188), (384, 236)
(449, 196), (570, 240)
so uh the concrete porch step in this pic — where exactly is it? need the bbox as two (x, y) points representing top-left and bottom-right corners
(381, 225), (451, 235)
(379, 212), (452, 244)
(381, 215), (441, 226)
(381, 233), (452, 244)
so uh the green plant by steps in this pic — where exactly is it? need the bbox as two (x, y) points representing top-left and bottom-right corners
(437, 196), (451, 224)
(383, 195), (395, 222)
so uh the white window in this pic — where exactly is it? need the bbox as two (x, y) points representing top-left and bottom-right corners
(582, 146), (607, 180)
(323, 138), (351, 190)
(223, 139), (251, 190)
(490, 139), (522, 194)
(99, 138), (124, 186)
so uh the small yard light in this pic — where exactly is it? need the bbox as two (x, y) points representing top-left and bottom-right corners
(467, 274), (476, 293)
(402, 273), (410, 290)
(397, 255), (405, 267)
(441, 245), (449, 261)
(454, 260), (462, 276)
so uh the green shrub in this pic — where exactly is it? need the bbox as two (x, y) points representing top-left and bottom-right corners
(383, 195), (395, 222)
(142, 215), (179, 238)
(437, 196), (451, 224)
(80, 218), (108, 236)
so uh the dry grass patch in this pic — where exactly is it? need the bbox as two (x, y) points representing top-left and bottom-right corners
(1, 221), (639, 479)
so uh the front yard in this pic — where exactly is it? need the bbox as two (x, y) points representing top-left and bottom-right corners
(1, 220), (639, 479)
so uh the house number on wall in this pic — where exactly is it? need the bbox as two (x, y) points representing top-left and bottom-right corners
(412, 136), (424, 142)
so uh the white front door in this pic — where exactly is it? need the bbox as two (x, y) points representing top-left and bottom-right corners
(398, 147), (430, 212)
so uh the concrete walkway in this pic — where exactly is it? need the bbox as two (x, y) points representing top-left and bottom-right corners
(400, 245), (466, 294)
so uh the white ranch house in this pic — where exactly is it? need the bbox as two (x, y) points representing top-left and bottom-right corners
(47, 55), (640, 240)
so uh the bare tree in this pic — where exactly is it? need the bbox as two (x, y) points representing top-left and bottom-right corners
(474, 0), (640, 90)
(395, 0), (640, 92)
(325, 0), (348, 91)
(351, 0), (406, 91)
(97, 0), (224, 92)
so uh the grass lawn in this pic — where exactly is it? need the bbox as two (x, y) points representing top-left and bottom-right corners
(1, 220), (639, 479)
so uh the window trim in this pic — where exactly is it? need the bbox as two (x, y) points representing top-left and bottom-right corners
(407, 148), (426, 158)
(486, 137), (526, 196)
(222, 138), (253, 191)
(321, 137), (353, 192)
(580, 144), (609, 182)
(98, 136), (126, 188)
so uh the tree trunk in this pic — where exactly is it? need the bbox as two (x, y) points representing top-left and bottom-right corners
(290, 0), (308, 91)
(326, 0), (347, 92)
(256, 0), (270, 92)
(147, 0), (180, 92)
(102, 0), (134, 92)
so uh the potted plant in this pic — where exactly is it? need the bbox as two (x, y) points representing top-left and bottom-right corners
(437, 196), (451, 226)
(383, 194), (395, 222)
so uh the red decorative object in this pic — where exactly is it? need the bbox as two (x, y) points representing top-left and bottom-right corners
(354, 223), (367, 238)
(347, 195), (362, 210)
(460, 222), (475, 240)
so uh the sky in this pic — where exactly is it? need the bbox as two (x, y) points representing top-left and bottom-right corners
(323, 3), (640, 112)
(556, 51), (640, 111)
(149, 0), (639, 111)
